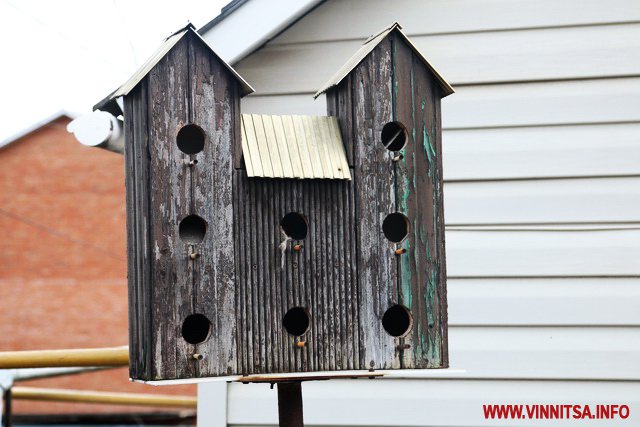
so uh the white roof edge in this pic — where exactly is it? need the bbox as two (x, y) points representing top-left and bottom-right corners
(199, 0), (324, 65)
(0, 110), (77, 149)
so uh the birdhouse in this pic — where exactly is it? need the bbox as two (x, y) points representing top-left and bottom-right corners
(99, 22), (452, 383)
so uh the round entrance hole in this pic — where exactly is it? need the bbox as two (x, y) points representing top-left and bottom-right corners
(280, 212), (308, 240)
(179, 215), (207, 244)
(283, 307), (311, 336)
(181, 313), (211, 344)
(382, 304), (413, 337)
(381, 122), (408, 151)
(382, 212), (409, 243)
(177, 124), (205, 154)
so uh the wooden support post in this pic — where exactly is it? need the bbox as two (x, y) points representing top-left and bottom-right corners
(277, 382), (304, 427)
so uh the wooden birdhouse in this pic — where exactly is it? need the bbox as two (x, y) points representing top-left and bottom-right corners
(99, 22), (452, 383)
(316, 22), (453, 372)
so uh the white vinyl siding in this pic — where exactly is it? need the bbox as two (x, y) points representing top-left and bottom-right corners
(200, 0), (640, 425)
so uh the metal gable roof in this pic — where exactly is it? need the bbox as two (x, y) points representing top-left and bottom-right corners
(241, 114), (351, 180)
(314, 22), (454, 98)
(94, 24), (254, 114)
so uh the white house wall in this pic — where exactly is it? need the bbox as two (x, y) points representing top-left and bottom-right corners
(199, 0), (640, 425)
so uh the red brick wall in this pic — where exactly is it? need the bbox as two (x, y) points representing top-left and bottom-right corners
(0, 116), (195, 414)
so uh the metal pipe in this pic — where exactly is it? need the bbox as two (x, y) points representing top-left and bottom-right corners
(67, 110), (124, 154)
(10, 387), (196, 409)
(0, 346), (128, 369)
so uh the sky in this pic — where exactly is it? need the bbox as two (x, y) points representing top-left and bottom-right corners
(0, 0), (229, 142)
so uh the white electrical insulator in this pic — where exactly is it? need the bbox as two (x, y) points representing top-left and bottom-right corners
(67, 110), (124, 154)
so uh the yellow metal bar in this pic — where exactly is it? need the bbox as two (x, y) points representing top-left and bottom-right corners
(0, 346), (129, 369)
(11, 387), (196, 408)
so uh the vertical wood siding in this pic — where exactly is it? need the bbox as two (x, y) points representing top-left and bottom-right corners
(124, 81), (152, 380)
(126, 33), (239, 380)
(391, 34), (448, 368)
(126, 27), (447, 380)
(328, 36), (448, 370)
(233, 175), (360, 374)
(190, 34), (238, 379)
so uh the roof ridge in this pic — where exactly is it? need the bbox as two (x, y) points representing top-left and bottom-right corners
(94, 24), (254, 115)
(363, 21), (401, 44)
(314, 22), (453, 99)
(164, 22), (195, 41)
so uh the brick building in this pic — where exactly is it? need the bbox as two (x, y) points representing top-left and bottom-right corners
(0, 113), (195, 417)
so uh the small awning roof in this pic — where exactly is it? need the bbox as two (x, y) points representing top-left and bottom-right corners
(314, 22), (454, 98)
(94, 23), (254, 115)
(241, 114), (351, 180)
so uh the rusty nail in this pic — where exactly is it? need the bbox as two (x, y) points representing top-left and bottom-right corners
(193, 353), (204, 360)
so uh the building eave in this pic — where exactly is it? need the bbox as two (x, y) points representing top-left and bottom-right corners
(198, 0), (324, 65)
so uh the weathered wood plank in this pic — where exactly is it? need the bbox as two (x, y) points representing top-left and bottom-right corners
(123, 95), (137, 378)
(433, 72), (449, 367)
(190, 33), (237, 377)
(326, 78), (354, 166)
(411, 40), (447, 368)
(347, 175), (359, 369)
(146, 36), (193, 380)
(391, 34), (419, 369)
(124, 86), (144, 379)
(304, 180), (319, 372)
(233, 171), (245, 374)
(352, 39), (398, 369)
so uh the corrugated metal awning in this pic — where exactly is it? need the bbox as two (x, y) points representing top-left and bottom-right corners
(241, 114), (351, 180)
